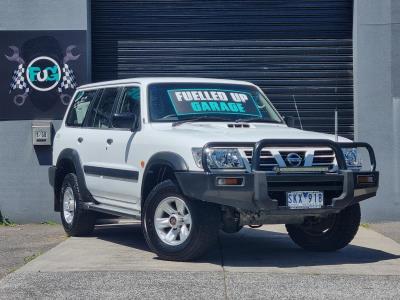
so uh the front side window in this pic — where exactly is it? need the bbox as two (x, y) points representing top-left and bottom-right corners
(117, 87), (140, 116)
(148, 83), (283, 123)
(112, 86), (141, 129)
(88, 88), (119, 128)
(65, 90), (98, 127)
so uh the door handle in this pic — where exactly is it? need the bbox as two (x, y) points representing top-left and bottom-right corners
(77, 137), (83, 143)
(106, 138), (113, 145)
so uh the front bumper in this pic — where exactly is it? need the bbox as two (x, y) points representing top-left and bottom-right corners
(175, 170), (379, 214)
(175, 139), (379, 215)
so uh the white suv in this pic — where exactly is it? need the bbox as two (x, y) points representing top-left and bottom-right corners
(49, 77), (379, 261)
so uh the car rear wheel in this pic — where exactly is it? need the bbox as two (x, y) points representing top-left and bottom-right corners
(142, 180), (220, 261)
(286, 203), (361, 252)
(60, 173), (95, 236)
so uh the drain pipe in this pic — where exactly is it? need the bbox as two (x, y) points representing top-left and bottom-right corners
(335, 108), (338, 142)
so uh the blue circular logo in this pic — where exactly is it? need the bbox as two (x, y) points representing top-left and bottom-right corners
(26, 56), (61, 92)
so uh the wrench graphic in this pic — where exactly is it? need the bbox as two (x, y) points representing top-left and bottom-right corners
(63, 45), (80, 64)
(60, 93), (72, 106)
(5, 46), (24, 64)
(13, 90), (29, 106)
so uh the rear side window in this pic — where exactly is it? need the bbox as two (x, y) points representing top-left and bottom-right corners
(87, 88), (119, 129)
(65, 90), (98, 127)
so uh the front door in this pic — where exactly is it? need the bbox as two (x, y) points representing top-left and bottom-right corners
(101, 86), (142, 211)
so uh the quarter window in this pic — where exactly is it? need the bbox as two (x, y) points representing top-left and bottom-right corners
(65, 90), (98, 127)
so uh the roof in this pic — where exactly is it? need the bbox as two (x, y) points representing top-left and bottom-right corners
(78, 77), (255, 90)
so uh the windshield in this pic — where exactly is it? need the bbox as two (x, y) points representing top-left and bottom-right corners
(148, 83), (283, 123)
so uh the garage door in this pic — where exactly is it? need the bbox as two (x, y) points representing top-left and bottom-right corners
(92, 0), (354, 139)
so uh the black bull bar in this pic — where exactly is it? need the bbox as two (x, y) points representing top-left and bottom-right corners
(175, 139), (379, 214)
(201, 139), (376, 173)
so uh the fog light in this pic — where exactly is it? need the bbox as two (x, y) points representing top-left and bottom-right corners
(216, 177), (244, 186)
(357, 175), (375, 185)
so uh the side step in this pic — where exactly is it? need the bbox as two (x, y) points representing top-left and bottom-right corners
(83, 202), (141, 219)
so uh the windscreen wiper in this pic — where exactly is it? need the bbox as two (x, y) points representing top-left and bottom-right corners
(172, 116), (232, 127)
(234, 117), (282, 124)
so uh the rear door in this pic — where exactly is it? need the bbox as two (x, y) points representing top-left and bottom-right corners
(80, 87), (123, 207)
(62, 88), (102, 177)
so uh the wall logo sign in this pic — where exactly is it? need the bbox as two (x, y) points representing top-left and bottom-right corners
(0, 31), (87, 121)
(26, 56), (61, 92)
(5, 45), (80, 106)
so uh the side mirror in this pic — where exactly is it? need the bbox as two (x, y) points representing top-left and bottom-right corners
(284, 115), (295, 127)
(112, 113), (137, 131)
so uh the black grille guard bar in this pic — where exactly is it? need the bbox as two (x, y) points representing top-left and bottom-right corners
(338, 142), (376, 172)
(201, 139), (377, 173)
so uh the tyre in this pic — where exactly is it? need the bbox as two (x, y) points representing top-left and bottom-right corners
(142, 180), (220, 261)
(286, 203), (361, 252)
(60, 173), (96, 236)
(221, 225), (243, 234)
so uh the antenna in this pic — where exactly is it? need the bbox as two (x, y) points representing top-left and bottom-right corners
(334, 108), (338, 142)
(292, 95), (303, 130)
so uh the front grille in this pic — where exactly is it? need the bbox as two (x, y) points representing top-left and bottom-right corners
(313, 150), (335, 169)
(242, 148), (337, 171)
(244, 150), (277, 171)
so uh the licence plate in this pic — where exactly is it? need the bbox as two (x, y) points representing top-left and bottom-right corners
(287, 191), (324, 209)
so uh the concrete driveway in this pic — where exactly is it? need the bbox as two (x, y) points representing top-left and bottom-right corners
(1, 223), (400, 299)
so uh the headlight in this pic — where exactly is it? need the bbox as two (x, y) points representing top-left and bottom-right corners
(342, 148), (361, 169)
(192, 148), (245, 169)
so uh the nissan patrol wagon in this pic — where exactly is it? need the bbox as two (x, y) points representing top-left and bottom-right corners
(49, 77), (379, 261)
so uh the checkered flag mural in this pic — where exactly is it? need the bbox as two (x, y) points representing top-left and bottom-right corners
(58, 63), (77, 93)
(9, 64), (29, 93)
(5, 45), (80, 106)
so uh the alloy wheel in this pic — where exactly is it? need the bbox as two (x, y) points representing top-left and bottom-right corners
(154, 196), (192, 246)
(63, 186), (76, 224)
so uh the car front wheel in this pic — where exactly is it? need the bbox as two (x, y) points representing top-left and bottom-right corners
(142, 180), (220, 261)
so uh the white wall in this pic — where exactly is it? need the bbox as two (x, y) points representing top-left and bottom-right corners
(354, 0), (400, 221)
(0, 0), (87, 30)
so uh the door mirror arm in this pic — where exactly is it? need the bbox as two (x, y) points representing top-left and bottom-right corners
(283, 115), (295, 128)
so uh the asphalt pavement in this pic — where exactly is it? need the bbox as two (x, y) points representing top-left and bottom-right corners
(0, 224), (65, 279)
(0, 223), (400, 299)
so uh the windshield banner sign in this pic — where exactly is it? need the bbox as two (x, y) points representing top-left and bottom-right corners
(167, 89), (261, 117)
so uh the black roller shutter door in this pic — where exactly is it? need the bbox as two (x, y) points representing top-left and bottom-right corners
(92, 0), (354, 139)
